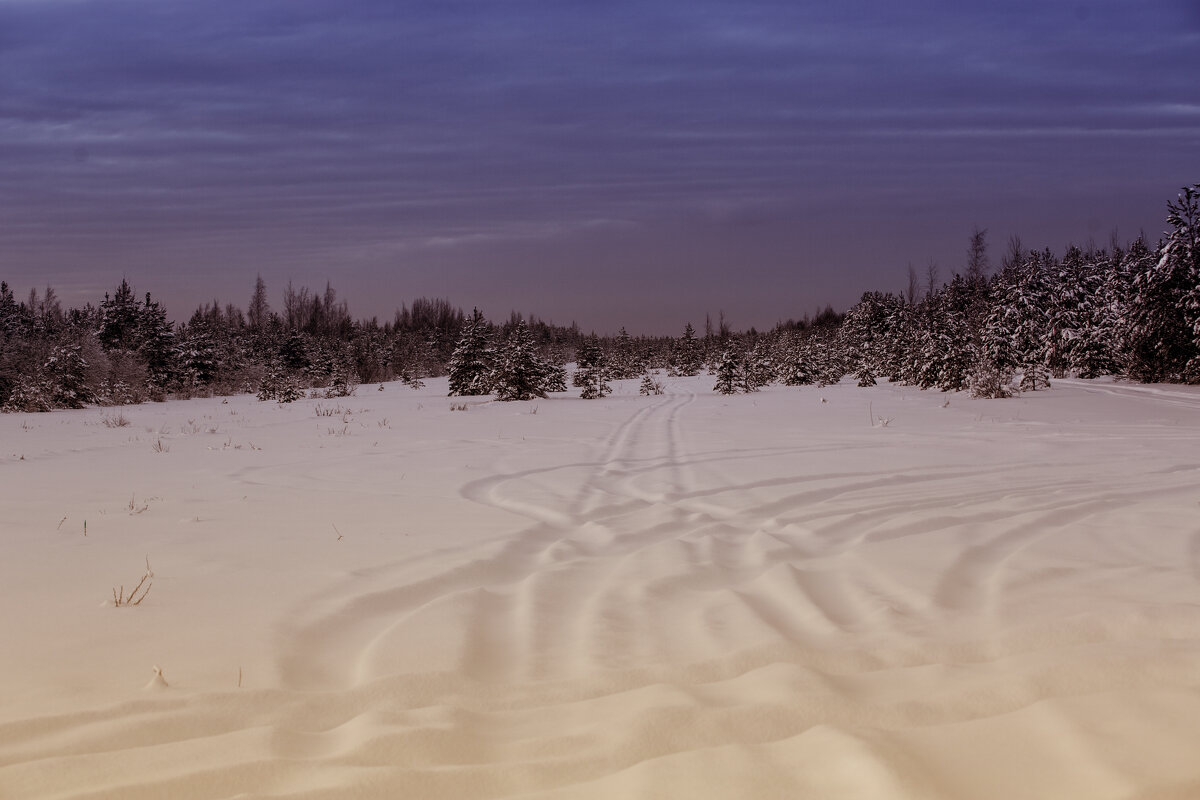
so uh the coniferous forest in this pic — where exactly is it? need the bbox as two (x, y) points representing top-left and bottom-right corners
(2, 184), (1197, 412)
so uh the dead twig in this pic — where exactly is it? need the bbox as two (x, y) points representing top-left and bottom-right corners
(113, 570), (152, 607)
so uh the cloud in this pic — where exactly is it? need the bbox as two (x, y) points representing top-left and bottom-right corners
(0, 0), (1196, 328)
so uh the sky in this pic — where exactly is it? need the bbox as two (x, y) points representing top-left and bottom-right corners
(2, 0), (1199, 334)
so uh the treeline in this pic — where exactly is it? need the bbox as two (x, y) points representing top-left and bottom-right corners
(443, 184), (1199, 400)
(1, 184), (1196, 411)
(0, 273), (595, 411)
(605, 184), (1199, 398)
(793, 183), (1200, 397)
(0, 271), (827, 411)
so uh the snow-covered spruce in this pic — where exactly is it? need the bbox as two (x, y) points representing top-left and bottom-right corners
(491, 319), (561, 401)
(713, 348), (745, 395)
(668, 322), (703, 377)
(448, 308), (495, 396)
(574, 335), (611, 399)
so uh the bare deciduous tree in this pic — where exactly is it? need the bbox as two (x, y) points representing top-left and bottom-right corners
(925, 258), (940, 297)
(906, 262), (920, 305)
(1001, 234), (1025, 271)
(966, 227), (990, 284)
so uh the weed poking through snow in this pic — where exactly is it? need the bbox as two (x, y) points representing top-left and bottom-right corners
(113, 560), (153, 607)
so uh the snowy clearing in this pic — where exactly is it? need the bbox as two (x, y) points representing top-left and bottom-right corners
(2, 375), (1199, 799)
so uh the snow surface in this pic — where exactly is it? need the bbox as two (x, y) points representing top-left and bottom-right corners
(2, 375), (1200, 798)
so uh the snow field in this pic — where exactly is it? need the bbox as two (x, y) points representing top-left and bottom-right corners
(2, 374), (1200, 798)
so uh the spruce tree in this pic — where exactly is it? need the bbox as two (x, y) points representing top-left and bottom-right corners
(609, 327), (642, 379)
(448, 308), (495, 396)
(175, 319), (219, 392)
(574, 335), (610, 399)
(777, 331), (816, 385)
(1128, 185), (1200, 382)
(639, 372), (664, 395)
(138, 293), (176, 392)
(258, 364), (302, 402)
(921, 276), (976, 391)
(42, 342), (92, 409)
(0, 282), (19, 339)
(669, 322), (703, 376)
(543, 360), (567, 393)
(1045, 246), (1086, 378)
(983, 251), (1051, 390)
(743, 338), (774, 391)
(713, 347), (743, 394)
(492, 319), (553, 401)
(0, 282), (20, 407)
(1068, 252), (1118, 379)
(98, 279), (141, 351)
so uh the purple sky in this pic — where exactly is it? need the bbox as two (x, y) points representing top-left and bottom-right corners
(2, 0), (1199, 333)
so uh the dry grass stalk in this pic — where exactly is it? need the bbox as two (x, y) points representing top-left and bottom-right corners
(113, 570), (152, 607)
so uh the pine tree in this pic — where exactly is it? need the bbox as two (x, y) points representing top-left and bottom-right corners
(743, 338), (774, 391)
(974, 258), (1024, 397)
(175, 320), (219, 392)
(1179, 188), (1200, 381)
(324, 361), (358, 397)
(1044, 246), (1087, 378)
(810, 326), (847, 387)
(921, 276), (976, 391)
(840, 292), (891, 387)
(886, 301), (918, 384)
(2, 374), (53, 412)
(1067, 251), (1118, 379)
(669, 322), (703, 376)
(492, 319), (554, 401)
(1093, 241), (1138, 376)
(1128, 185), (1200, 382)
(777, 331), (817, 385)
(257, 364), (302, 403)
(42, 342), (93, 409)
(447, 308), (495, 396)
(713, 347), (744, 394)
(609, 327), (642, 379)
(0, 282), (22, 408)
(574, 335), (610, 399)
(543, 361), (567, 393)
(138, 293), (175, 393)
(350, 321), (392, 385)
(0, 281), (19, 339)
(99, 279), (142, 351)
(982, 251), (1051, 390)
(639, 372), (664, 395)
